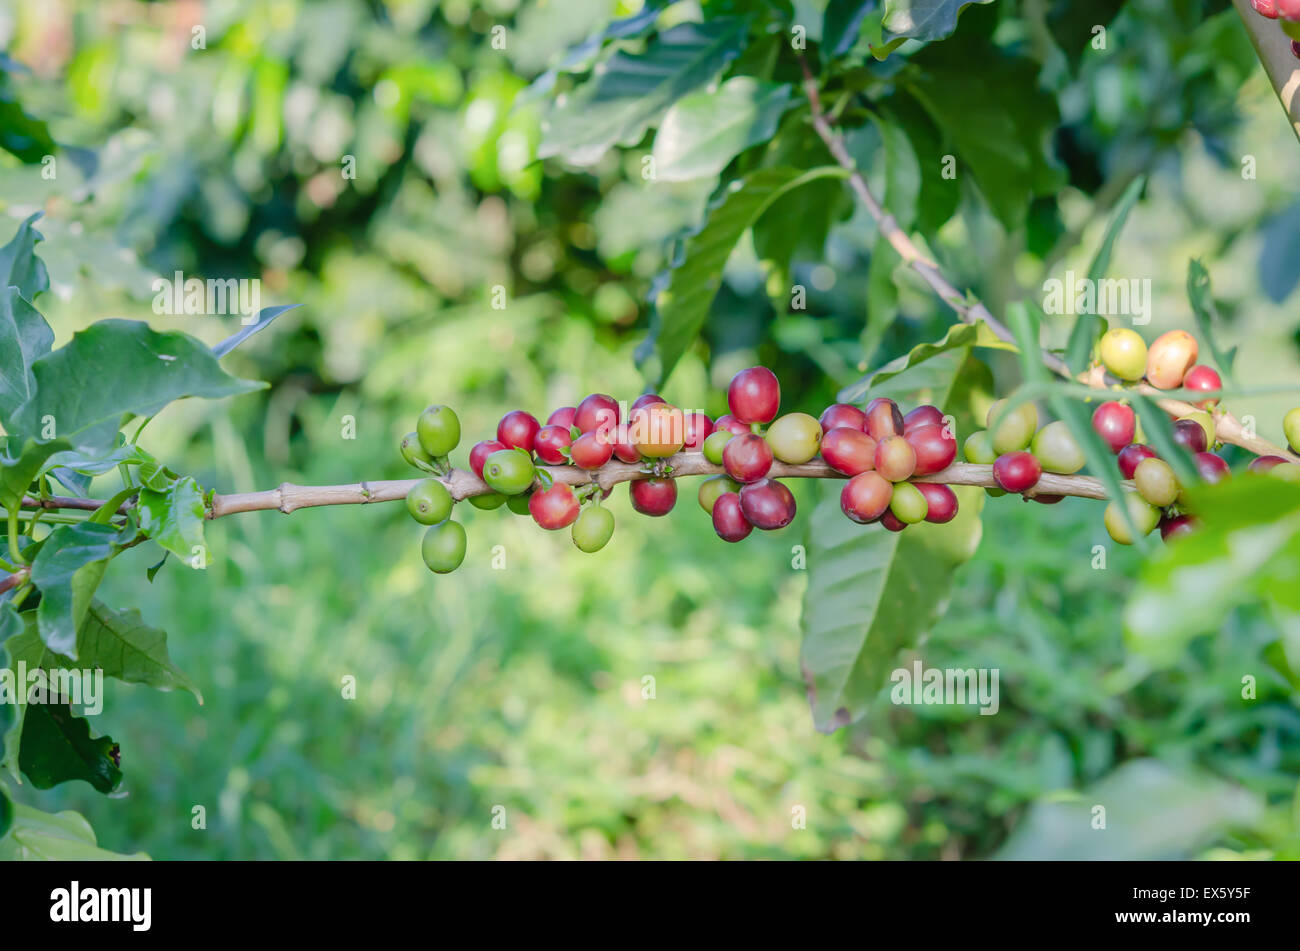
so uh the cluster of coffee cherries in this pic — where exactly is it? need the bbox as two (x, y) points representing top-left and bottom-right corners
(963, 327), (1300, 545)
(1249, 0), (1300, 58)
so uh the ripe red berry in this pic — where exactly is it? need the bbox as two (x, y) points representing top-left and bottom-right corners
(914, 482), (958, 523)
(682, 412), (713, 451)
(570, 430), (614, 469)
(712, 414), (751, 437)
(612, 437), (641, 464)
(1031, 494), (1063, 504)
(1118, 443), (1159, 480)
(819, 403), (867, 434)
(864, 397), (905, 441)
(723, 433), (774, 483)
(1172, 418), (1208, 454)
(528, 483), (580, 530)
(1160, 514), (1198, 540)
(470, 439), (507, 479)
(992, 451), (1042, 493)
(841, 471), (893, 524)
(574, 393), (620, 436)
(738, 478), (796, 530)
(712, 492), (752, 542)
(1249, 454), (1289, 473)
(905, 424), (957, 476)
(874, 435), (917, 482)
(630, 477), (677, 516)
(533, 425), (573, 465)
(546, 406), (577, 429)
(1287, 0), (1300, 18)
(1253, 0), (1279, 17)
(497, 410), (540, 453)
(820, 427), (878, 476)
(630, 392), (664, 411)
(903, 404), (945, 433)
(1182, 365), (1222, 407)
(727, 367), (781, 424)
(880, 510), (908, 533)
(1091, 401), (1136, 453)
(1194, 451), (1231, 483)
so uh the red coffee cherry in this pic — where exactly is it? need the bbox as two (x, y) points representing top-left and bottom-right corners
(1249, 454), (1289, 473)
(712, 492), (752, 542)
(915, 482), (959, 524)
(1091, 401), (1136, 453)
(533, 425), (573, 465)
(470, 439), (507, 479)
(575, 393), (620, 435)
(1194, 451), (1231, 483)
(631, 392), (664, 411)
(1031, 494), (1063, 504)
(864, 397), (905, 441)
(1253, 0), (1279, 17)
(727, 366), (781, 424)
(546, 406), (577, 429)
(841, 471), (893, 524)
(629, 402), (685, 458)
(712, 414), (751, 437)
(1117, 443), (1159, 480)
(880, 510), (908, 533)
(1160, 514), (1198, 540)
(630, 477), (677, 516)
(905, 424), (957, 476)
(992, 451), (1042, 493)
(570, 430), (613, 469)
(874, 435), (917, 482)
(497, 410), (540, 453)
(1182, 365), (1222, 407)
(903, 404), (944, 433)
(1171, 418), (1208, 454)
(739, 478), (796, 530)
(528, 483), (580, 530)
(821, 427), (878, 476)
(723, 433), (774, 483)
(819, 403), (867, 434)
(682, 412), (713, 451)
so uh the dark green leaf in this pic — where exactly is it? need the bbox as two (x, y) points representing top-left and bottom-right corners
(1045, 0), (1126, 69)
(652, 78), (794, 182)
(28, 522), (120, 659)
(822, 0), (875, 57)
(0, 287), (52, 426)
(19, 701), (122, 794)
(1185, 259), (1237, 384)
(210, 303), (302, 358)
(0, 72), (56, 164)
(838, 320), (1013, 404)
(137, 476), (207, 563)
(524, 0), (672, 101)
(75, 600), (202, 701)
(0, 212), (51, 302)
(881, 0), (994, 44)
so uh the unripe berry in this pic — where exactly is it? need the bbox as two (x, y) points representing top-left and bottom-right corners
(963, 430), (996, 465)
(1270, 463), (1300, 483)
(723, 433), (774, 483)
(682, 412), (713, 451)
(1249, 454), (1288, 473)
(1182, 365), (1222, 407)
(470, 439), (506, 479)
(506, 492), (533, 516)
(915, 482), (959, 523)
(1145, 330), (1198, 389)
(1091, 401), (1135, 453)
(1104, 492), (1160, 545)
(874, 435), (917, 482)
(702, 429), (733, 465)
(820, 427), (877, 476)
(727, 367), (780, 424)
(698, 474), (742, 515)
(739, 478), (797, 530)
(496, 410), (540, 453)
(1030, 420), (1085, 474)
(987, 399), (1039, 454)
(1133, 457), (1179, 507)
(546, 406), (577, 429)
(468, 491), (507, 510)
(1118, 444), (1159, 480)
(483, 448), (536, 496)
(400, 432), (433, 469)
(1160, 514), (1197, 541)
(417, 405), (461, 458)
(528, 483), (580, 530)
(574, 393), (620, 436)
(864, 397), (905, 441)
(712, 492), (752, 542)
(840, 471), (892, 524)
(630, 392), (664, 411)
(905, 423), (957, 476)
(712, 414), (751, 437)
(1284, 408), (1300, 453)
(819, 403), (867, 434)
(1194, 451), (1231, 483)
(571, 505), (614, 553)
(629, 402), (685, 458)
(766, 413), (823, 464)
(406, 478), (454, 525)
(421, 520), (467, 573)
(533, 424), (573, 465)
(992, 451), (1042, 493)
(889, 482), (928, 524)
(1099, 328), (1148, 382)
(630, 477), (677, 516)
(903, 404), (945, 433)
(1171, 418), (1208, 454)
(1179, 410), (1215, 449)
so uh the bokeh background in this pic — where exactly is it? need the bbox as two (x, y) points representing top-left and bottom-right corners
(1, 0), (1298, 859)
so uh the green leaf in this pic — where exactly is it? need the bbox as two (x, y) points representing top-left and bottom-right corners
(1, 608), (42, 781)
(881, 0), (995, 44)
(524, 0), (671, 101)
(19, 701), (122, 794)
(0, 799), (148, 859)
(822, 0), (875, 57)
(0, 287), (52, 426)
(637, 165), (846, 385)
(0, 72), (56, 164)
(28, 522), (120, 659)
(75, 600), (202, 702)
(838, 320), (1014, 404)
(751, 116), (846, 273)
(1185, 259), (1237, 384)
(539, 18), (749, 167)
(0, 781), (10, 838)
(211, 303), (302, 358)
(0, 436), (70, 511)
(652, 78), (794, 182)
(1045, 0), (1126, 70)
(1125, 477), (1300, 665)
(137, 476), (207, 564)
(0, 212), (51, 301)
(41, 442), (158, 498)
(802, 350), (988, 732)
(12, 319), (264, 453)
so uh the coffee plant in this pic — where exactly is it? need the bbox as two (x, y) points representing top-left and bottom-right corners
(2, 0), (1300, 860)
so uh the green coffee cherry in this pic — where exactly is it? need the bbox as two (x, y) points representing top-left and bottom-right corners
(1099, 328), (1148, 382)
(1270, 462), (1300, 483)
(406, 478), (453, 525)
(1283, 408), (1300, 453)
(468, 491), (507, 510)
(571, 505), (615, 553)
(1103, 491), (1160, 545)
(421, 520), (467, 573)
(963, 430), (996, 465)
(417, 405), (460, 458)
(506, 492), (533, 515)
(1133, 458), (1178, 507)
(765, 413), (822, 464)
(987, 399), (1039, 455)
(401, 432), (434, 469)
(703, 430), (733, 466)
(1031, 421), (1085, 474)
(889, 482), (928, 524)
(698, 474), (742, 515)
(483, 448), (536, 496)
